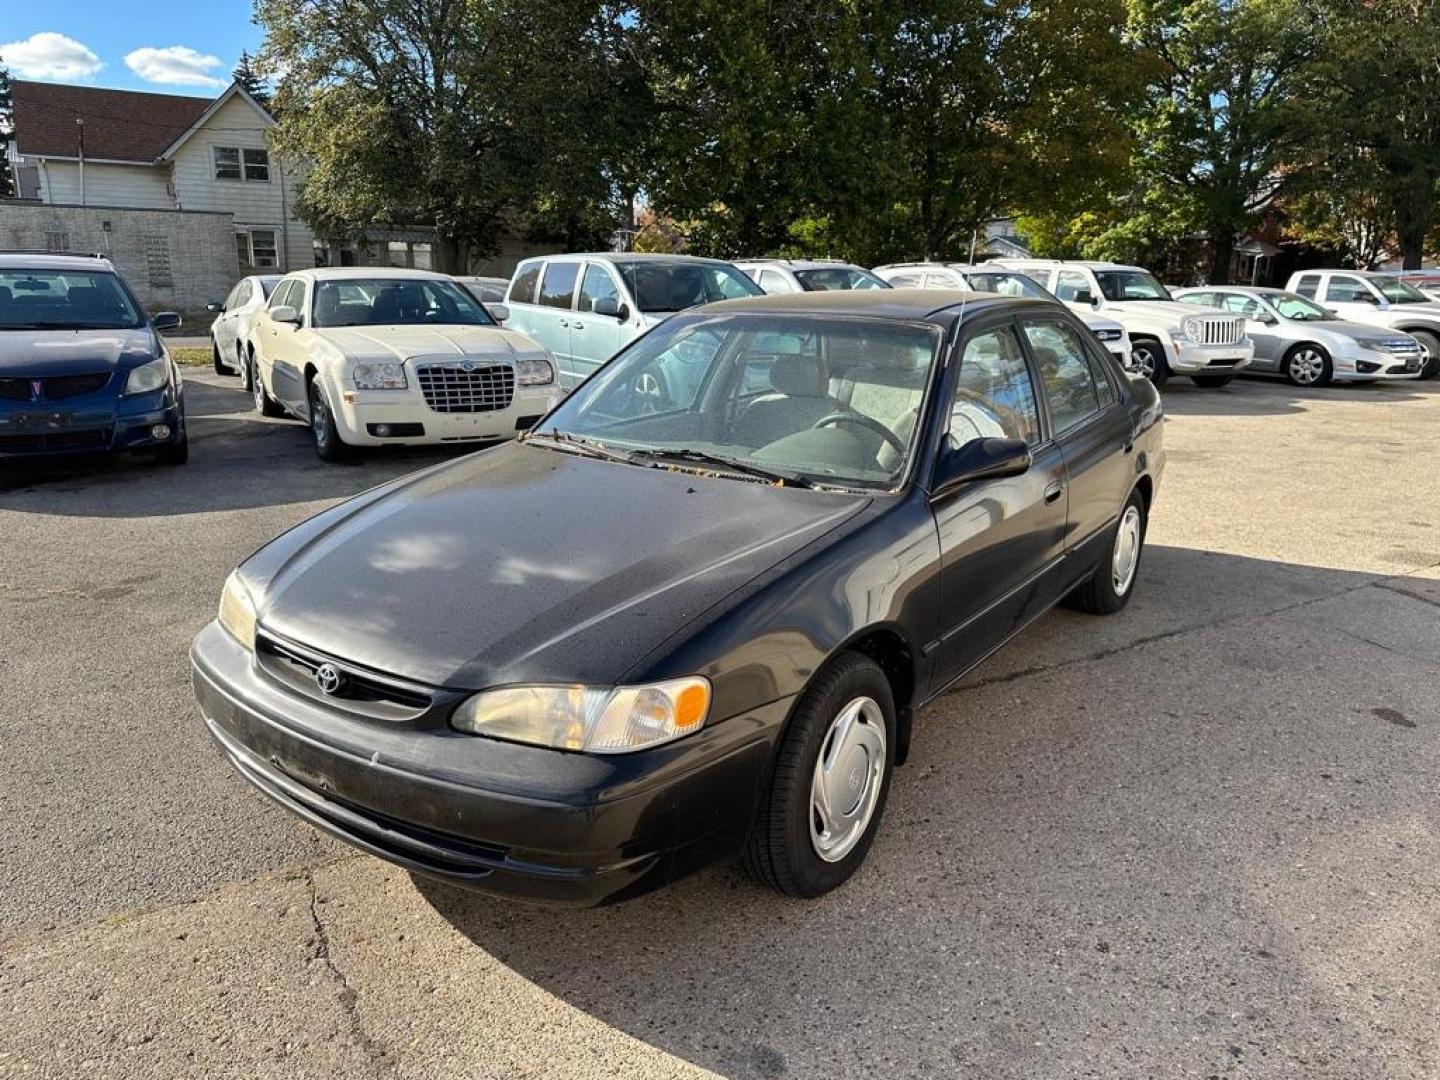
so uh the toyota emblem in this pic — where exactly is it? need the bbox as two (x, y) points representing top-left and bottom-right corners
(315, 662), (346, 696)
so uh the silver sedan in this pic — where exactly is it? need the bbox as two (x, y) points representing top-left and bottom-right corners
(1173, 286), (1424, 385)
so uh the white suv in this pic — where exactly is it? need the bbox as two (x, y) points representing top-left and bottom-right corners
(1284, 269), (1440, 379)
(994, 260), (1254, 388)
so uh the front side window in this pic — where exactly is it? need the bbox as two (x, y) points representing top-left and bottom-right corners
(538, 262), (579, 309)
(577, 264), (621, 312)
(1094, 270), (1171, 302)
(922, 271), (962, 289)
(951, 326), (1041, 447)
(1053, 270), (1093, 302)
(268, 279), (298, 311)
(758, 269), (794, 294)
(312, 278), (496, 328)
(793, 266), (890, 291)
(535, 313), (940, 489)
(614, 261), (762, 313)
(1272, 292), (1332, 321)
(1324, 275), (1374, 303)
(887, 272), (922, 287)
(1023, 320), (1103, 434)
(214, 146), (241, 180)
(242, 148), (270, 182)
(1218, 293), (1266, 319)
(509, 262), (542, 304)
(0, 269), (144, 330)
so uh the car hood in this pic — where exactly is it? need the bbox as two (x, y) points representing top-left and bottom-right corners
(0, 328), (158, 376)
(1303, 320), (1419, 344)
(314, 324), (547, 361)
(250, 442), (871, 689)
(1101, 300), (1225, 325)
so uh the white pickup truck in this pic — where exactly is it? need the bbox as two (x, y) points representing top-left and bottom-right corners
(1284, 269), (1440, 379)
(994, 260), (1254, 388)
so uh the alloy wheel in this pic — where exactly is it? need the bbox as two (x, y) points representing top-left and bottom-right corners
(1288, 348), (1325, 385)
(1133, 345), (1158, 381)
(309, 384), (331, 451)
(809, 696), (887, 863)
(251, 358), (265, 412)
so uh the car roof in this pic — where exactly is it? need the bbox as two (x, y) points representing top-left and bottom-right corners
(997, 259), (1143, 272)
(453, 275), (509, 284)
(284, 267), (454, 282)
(520, 252), (739, 267)
(699, 287), (1049, 326)
(734, 258), (858, 271)
(0, 252), (114, 272)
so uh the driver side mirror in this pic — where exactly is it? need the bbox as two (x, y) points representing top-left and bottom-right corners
(206, 301), (223, 313)
(1256, 312), (1278, 325)
(152, 311), (182, 331)
(270, 304), (300, 326)
(1072, 288), (1097, 306)
(593, 296), (629, 320)
(931, 437), (1032, 499)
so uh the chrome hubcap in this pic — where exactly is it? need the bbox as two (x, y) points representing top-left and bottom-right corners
(1112, 504), (1142, 595)
(310, 389), (328, 446)
(1133, 346), (1157, 380)
(252, 361), (263, 408)
(1289, 349), (1324, 384)
(810, 696), (886, 863)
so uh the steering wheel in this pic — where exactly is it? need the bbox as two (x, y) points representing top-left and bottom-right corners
(632, 367), (671, 414)
(812, 411), (906, 454)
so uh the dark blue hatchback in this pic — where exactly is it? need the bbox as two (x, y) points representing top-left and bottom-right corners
(0, 252), (188, 464)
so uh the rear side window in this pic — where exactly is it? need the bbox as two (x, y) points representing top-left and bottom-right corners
(509, 262), (542, 304)
(1293, 274), (1320, 299)
(538, 262), (579, 309)
(758, 269), (793, 293)
(887, 272), (922, 287)
(1023, 320), (1103, 435)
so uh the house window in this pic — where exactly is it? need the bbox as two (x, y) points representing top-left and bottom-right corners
(45, 231), (70, 253)
(411, 243), (432, 270)
(250, 230), (278, 268)
(145, 235), (173, 289)
(387, 241), (410, 268)
(243, 149), (270, 182)
(235, 233), (251, 270)
(214, 147), (242, 180)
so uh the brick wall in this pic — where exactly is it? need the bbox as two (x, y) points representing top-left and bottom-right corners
(0, 201), (239, 315)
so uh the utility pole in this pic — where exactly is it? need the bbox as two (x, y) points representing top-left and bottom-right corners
(75, 117), (85, 207)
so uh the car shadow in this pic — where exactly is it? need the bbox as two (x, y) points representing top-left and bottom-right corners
(0, 372), (488, 509)
(1157, 372), (1438, 417)
(412, 546), (1440, 1078)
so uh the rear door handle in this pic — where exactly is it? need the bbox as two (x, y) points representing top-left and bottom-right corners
(1123, 440), (1135, 455)
(1044, 481), (1065, 504)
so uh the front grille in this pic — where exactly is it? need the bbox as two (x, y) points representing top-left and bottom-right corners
(256, 631), (435, 722)
(0, 372), (111, 401)
(1183, 316), (1246, 346)
(416, 363), (515, 413)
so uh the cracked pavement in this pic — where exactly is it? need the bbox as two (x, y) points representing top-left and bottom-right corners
(2, 373), (1438, 1079)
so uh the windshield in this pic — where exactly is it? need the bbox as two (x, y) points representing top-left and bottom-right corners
(312, 278), (495, 328)
(1095, 270), (1172, 302)
(533, 313), (941, 490)
(793, 267), (892, 291)
(1373, 277), (1431, 304)
(1271, 292), (1334, 321)
(0, 270), (144, 330)
(961, 272), (1051, 300)
(615, 261), (762, 313)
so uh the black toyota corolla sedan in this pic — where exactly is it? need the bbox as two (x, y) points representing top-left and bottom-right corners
(191, 289), (1164, 906)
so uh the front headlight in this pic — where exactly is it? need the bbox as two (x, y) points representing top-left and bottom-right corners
(353, 362), (408, 390)
(217, 570), (257, 650)
(123, 356), (171, 396)
(516, 356), (555, 386)
(451, 677), (710, 753)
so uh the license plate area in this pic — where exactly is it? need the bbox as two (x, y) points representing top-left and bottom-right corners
(12, 411), (74, 430)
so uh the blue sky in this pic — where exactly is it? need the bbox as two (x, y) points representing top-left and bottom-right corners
(2, 2), (264, 97)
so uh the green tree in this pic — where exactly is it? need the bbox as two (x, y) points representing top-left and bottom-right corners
(0, 57), (13, 199)
(1302, 0), (1440, 269)
(232, 49), (270, 108)
(258, 0), (642, 271)
(1286, 149), (1396, 269)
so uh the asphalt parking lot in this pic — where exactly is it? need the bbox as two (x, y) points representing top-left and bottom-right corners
(2, 371), (1438, 1079)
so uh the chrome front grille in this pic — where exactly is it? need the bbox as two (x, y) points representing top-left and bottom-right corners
(415, 362), (515, 413)
(1183, 316), (1246, 346)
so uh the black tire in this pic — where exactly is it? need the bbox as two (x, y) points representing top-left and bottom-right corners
(742, 652), (896, 898)
(155, 431), (189, 466)
(1408, 330), (1440, 380)
(239, 345), (253, 391)
(1191, 374), (1235, 388)
(212, 340), (226, 375)
(1281, 343), (1332, 388)
(308, 377), (351, 463)
(251, 350), (284, 417)
(1131, 339), (1169, 388)
(1065, 489), (1147, 615)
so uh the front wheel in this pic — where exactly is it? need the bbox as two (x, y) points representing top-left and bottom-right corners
(308, 378), (351, 463)
(1065, 490), (1147, 615)
(1191, 374), (1234, 388)
(251, 352), (284, 417)
(1409, 330), (1440, 380)
(743, 652), (895, 898)
(212, 340), (226, 376)
(1282, 344), (1332, 387)
(1131, 340), (1169, 388)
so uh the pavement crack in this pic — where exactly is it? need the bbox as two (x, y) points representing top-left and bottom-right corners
(1374, 581), (1440, 610)
(305, 871), (393, 1077)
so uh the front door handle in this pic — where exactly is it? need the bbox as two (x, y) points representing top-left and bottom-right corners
(572, 322), (584, 332)
(1044, 480), (1065, 504)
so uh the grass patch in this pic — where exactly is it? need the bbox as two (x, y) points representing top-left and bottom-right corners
(169, 346), (213, 367)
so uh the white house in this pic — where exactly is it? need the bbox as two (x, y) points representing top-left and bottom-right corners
(6, 79), (313, 274)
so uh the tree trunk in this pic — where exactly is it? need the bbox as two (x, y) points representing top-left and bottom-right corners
(433, 233), (464, 275)
(1393, 171), (1434, 271)
(1208, 228), (1235, 286)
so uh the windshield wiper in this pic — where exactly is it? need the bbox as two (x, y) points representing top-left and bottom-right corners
(524, 431), (638, 464)
(627, 447), (814, 487)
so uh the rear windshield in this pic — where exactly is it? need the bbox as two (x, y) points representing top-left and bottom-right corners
(312, 278), (496, 328)
(614, 261), (762, 313)
(0, 269), (145, 330)
(793, 267), (892, 291)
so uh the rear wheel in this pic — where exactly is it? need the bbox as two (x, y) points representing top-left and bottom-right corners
(1282, 344), (1332, 387)
(1409, 330), (1440, 380)
(1066, 490), (1147, 615)
(251, 351), (284, 417)
(308, 377), (351, 463)
(1131, 340), (1169, 388)
(1191, 374), (1234, 388)
(743, 652), (895, 897)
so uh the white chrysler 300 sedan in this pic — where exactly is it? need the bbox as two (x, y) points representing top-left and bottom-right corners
(247, 268), (561, 461)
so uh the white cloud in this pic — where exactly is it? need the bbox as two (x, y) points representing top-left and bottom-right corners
(0, 32), (103, 80)
(124, 45), (227, 88)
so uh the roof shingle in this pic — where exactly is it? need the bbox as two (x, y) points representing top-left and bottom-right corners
(11, 81), (215, 163)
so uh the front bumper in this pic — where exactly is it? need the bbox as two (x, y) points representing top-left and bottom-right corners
(1166, 340), (1254, 374)
(0, 384), (184, 458)
(190, 622), (786, 906)
(1332, 348), (1424, 381)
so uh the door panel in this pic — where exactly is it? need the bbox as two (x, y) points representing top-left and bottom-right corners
(933, 320), (1067, 687)
(567, 263), (627, 385)
(1217, 292), (1281, 367)
(268, 280), (307, 411)
(536, 262), (581, 387)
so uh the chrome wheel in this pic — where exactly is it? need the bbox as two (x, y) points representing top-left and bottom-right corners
(1288, 347), (1325, 385)
(251, 357), (265, 411)
(1112, 503), (1142, 596)
(1132, 346), (1155, 379)
(309, 384), (331, 451)
(810, 695), (887, 863)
